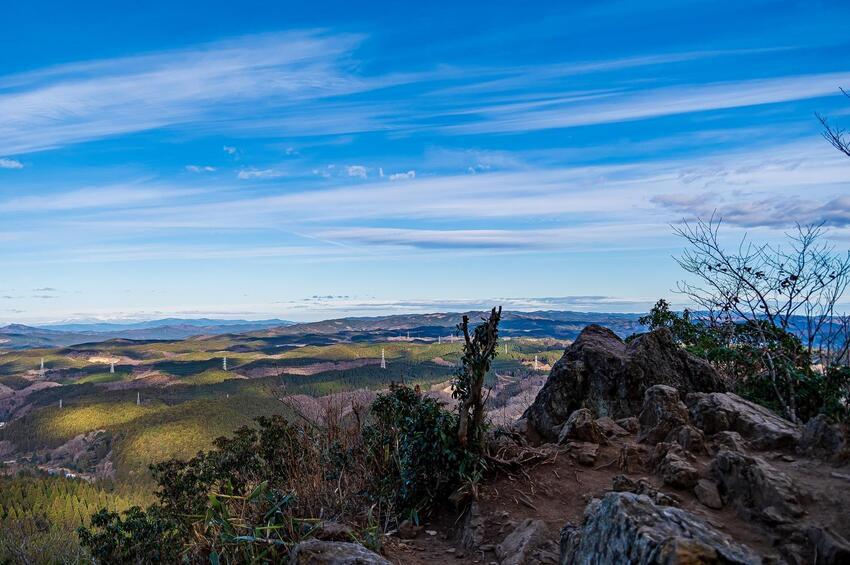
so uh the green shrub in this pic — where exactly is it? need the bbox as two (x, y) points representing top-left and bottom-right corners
(362, 386), (482, 522)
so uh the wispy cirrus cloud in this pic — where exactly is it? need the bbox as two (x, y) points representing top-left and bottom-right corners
(443, 71), (850, 134)
(0, 31), (372, 155)
(0, 185), (199, 212)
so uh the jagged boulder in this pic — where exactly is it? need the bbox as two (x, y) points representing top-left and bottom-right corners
(807, 526), (850, 565)
(667, 425), (706, 454)
(686, 392), (800, 451)
(710, 449), (804, 524)
(559, 492), (761, 564)
(496, 518), (550, 565)
(798, 414), (846, 460)
(694, 479), (723, 509)
(595, 417), (630, 438)
(616, 417), (640, 433)
(651, 443), (699, 490)
(617, 443), (647, 473)
(611, 475), (679, 506)
(711, 431), (748, 453)
(638, 385), (690, 445)
(558, 408), (606, 444)
(289, 540), (391, 564)
(525, 325), (724, 440)
(566, 441), (600, 466)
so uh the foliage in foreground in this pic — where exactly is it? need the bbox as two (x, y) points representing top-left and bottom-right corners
(77, 386), (484, 563)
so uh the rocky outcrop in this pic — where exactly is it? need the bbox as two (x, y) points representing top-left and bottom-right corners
(687, 392), (800, 450)
(559, 492), (761, 564)
(798, 415), (846, 460)
(710, 449), (803, 524)
(638, 385), (690, 445)
(525, 325), (724, 440)
(558, 408), (606, 444)
(289, 540), (391, 564)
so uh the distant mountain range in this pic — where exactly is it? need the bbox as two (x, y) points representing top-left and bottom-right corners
(0, 318), (295, 349)
(0, 312), (646, 350)
(245, 310), (646, 344)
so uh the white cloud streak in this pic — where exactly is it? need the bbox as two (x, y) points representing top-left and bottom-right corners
(0, 31), (370, 155)
(442, 72), (850, 134)
(0, 158), (24, 169)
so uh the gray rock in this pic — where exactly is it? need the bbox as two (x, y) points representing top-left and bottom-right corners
(289, 540), (391, 564)
(712, 431), (748, 453)
(461, 502), (485, 550)
(595, 417), (630, 438)
(798, 414), (846, 460)
(615, 417), (640, 434)
(806, 526), (850, 565)
(710, 449), (803, 523)
(558, 408), (606, 445)
(496, 518), (549, 565)
(559, 492), (761, 564)
(638, 385), (690, 445)
(524, 325), (724, 440)
(396, 519), (422, 539)
(566, 441), (599, 466)
(694, 479), (723, 509)
(655, 448), (699, 489)
(617, 443), (647, 473)
(687, 392), (800, 450)
(313, 522), (355, 542)
(666, 424), (706, 454)
(611, 474), (679, 506)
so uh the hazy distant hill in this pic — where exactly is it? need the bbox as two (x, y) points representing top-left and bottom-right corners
(0, 311), (643, 350)
(250, 310), (645, 342)
(40, 318), (294, 333)
(0, 319), (295, 349)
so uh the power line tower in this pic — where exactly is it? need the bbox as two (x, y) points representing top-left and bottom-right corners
(223, 356), (228, 371)
(380, 348), (386, 369)
(110, 362), (115, 374)
(39, 358), (45, 377)
(534, 355), (539, 371)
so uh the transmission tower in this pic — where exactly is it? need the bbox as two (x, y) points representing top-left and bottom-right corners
(380, 348), (386, 369)
(223, 356), (228, 371)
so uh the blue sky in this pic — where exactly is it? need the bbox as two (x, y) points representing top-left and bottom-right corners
(1, 0), (849, 323)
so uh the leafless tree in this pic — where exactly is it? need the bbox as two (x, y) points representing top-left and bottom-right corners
(816, 87), (850, 158)
(674, 216), (850, 421)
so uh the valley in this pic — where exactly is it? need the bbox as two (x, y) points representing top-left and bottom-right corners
(0, 312), (572, 558)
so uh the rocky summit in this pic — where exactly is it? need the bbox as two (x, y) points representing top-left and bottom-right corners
(524, 325), (725, 440)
